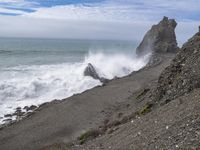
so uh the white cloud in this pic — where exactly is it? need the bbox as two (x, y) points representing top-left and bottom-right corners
(0, 0), (24, 2)
(22, 3), (137, 21)
(0, 0), (37, 8)
(0, 15), (199, 45)
(0, 0), (199, 43)
(0, 7), (25, 14)
(0, 15), (152, 40)
(21, 0), (200, 22)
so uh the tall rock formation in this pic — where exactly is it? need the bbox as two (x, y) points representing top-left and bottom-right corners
(154, 27), (200, 103)
(136, 16), (179, 56)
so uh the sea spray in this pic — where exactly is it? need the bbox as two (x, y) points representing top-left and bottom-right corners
(84, 52), (150, 79)
(0, 52), (150, 124)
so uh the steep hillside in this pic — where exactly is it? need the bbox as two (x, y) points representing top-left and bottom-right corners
(68, 28), (200, 150)
(155, 27), (200, 104)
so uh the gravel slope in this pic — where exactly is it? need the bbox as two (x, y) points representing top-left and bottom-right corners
(0, 54), (174, 150)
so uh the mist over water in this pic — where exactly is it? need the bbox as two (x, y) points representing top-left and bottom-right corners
(0, 38), (150, 123)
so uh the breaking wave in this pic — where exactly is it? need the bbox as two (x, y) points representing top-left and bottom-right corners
(0, 52), (150, 123)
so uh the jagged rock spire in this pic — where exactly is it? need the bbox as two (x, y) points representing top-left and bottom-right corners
(136, 16), (179, 56)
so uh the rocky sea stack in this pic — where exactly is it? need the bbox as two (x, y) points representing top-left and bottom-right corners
(136, 16), (179, 56)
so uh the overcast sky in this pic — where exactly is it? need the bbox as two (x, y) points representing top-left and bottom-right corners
(0, 0), (200, 44)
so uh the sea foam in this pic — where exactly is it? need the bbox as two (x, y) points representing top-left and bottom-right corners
(0, 52), (150, 123)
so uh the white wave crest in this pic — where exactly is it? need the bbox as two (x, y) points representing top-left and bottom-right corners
(0, 52), (150, 123)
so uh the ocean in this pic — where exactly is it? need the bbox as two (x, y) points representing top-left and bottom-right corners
(0, 38), (150, 123)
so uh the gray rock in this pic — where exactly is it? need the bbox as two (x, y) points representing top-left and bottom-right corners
(4, 114), (12, 118)
(84, 63), (100, 80)
(13, 109), (25, 117)
(16, 107), (21, 111)
(3, 119), (12, 124)
(154, 27), (200, 103)
(136, 16), (179, 56)
(23, 105), (37, 112)
(84, 63), (109, 84)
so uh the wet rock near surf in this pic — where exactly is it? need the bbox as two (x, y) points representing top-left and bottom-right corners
(84, 63), (100, 80)
(1, 105), (38, 127)
(23, 105), (38, 112)
(12, 107), (25, 117)
(136, 16), (179, 56)
(84, 63), (109, 84)
(154, 27), (200, 103)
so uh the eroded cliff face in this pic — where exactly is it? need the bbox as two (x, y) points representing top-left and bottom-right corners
(136, 16), (179, 56)
(155, 27), (200, 103)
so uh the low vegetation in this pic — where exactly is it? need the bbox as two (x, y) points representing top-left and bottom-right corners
(136, 88), (150, 100)
(78, 129), (101, 145)
(138, 103), (153, 115)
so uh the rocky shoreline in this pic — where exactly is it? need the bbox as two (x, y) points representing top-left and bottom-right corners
(1, 17), (200, 150)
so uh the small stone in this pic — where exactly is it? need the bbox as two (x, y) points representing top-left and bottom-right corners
(176, 145), (179, 148)
(24, 105), (37, 112)
(4, 114), (12, 118)
(131, 120), (134, 123)
(117, 112), (123, 118)
(195, 131), (200, 135)
(16, 107), (21, 111)
(13, 111), (25, 117)
(23, 106), (29, 111)
(166, 126), (169, 129)
(193, 50), (198, 54)
(3, 118), (12, 123)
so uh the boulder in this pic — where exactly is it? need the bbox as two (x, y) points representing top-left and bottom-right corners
(136, 16), (179, 56)
(83, 63), (109, 84)
(84, 63), (101, 80)
(4, 114), (12, 118)
(23, 105), (37, 112)
(13, 108), (25, 117)
(3, 119), (12, 124)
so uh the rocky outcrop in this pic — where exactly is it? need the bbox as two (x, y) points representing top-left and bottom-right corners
(154, 27), (200, 103)
(84, 63), (109, 84)
(136, 16), (179, 56)
(84, 63), (101, 80)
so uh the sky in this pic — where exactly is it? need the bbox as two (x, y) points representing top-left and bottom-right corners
(0, 0), (200, 44)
